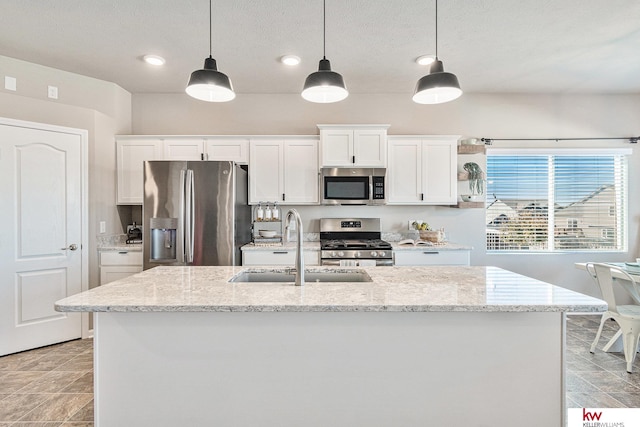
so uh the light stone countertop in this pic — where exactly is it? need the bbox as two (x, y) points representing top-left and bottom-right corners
(390, 242), (472, 251)
(55, 265), (605, 313)
(98, 244), (142, 252)
(241, 242), (321, 251)
(241, 242), (471, 252)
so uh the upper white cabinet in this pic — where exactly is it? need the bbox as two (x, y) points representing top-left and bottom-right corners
(165, 137), (249, 163)
(205, 137), (249, 164)
(116, 137), (163, 205)
(387, 136), (458, 205)
(249, 137), (319, 205)
(318, 125), (389, 167)
(163, 138), (205, 160)
(117, 136), (250, 204)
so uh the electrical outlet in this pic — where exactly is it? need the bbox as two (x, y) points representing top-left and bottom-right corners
(4, 76), (16, 91)
(99, 221), (106, 234)
(47, 85), (58, 99)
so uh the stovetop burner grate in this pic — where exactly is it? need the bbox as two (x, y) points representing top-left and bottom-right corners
(321, 239), (392, 250)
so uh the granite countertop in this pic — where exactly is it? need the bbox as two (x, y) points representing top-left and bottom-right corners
(55, 265), (605, 313)
(242, 242), (321, 251)
(390, 242), (472, 251)
(98, 244), (142, 252)
(242, 242), (470, 251)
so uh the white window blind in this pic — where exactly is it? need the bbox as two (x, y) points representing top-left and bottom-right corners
(486, 149), (628, 252)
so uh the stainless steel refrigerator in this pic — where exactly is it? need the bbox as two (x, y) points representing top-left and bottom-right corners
(142, 161), (251, 270)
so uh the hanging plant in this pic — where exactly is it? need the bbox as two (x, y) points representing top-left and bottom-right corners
(463, 162), (484, 195)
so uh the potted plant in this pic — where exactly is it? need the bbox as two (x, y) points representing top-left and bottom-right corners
(462, 162), (484, 201)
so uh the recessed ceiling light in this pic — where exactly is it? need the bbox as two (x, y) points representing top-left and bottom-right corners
(143, 55), (166, 66)
(416, 55), (435, 66)
(281, 55), (301, 66)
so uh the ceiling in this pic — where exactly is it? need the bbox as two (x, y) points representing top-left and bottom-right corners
(2, 0), (639, 96)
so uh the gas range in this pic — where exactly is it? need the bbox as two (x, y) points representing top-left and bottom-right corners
(320, 218), (393, 266)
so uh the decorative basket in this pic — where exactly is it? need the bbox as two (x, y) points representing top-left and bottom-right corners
(419, 230), (443, 243)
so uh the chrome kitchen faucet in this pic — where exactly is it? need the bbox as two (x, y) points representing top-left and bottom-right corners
(284, 209), (304, 286)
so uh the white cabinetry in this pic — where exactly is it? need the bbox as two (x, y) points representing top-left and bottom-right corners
(393, 250), (470, 266)
(205, 137), (249, 164)
(387, 136), (458, 205)
(116, 136), (250, 204)
(318, 125), (389, 167)
(248, 137), (319, 205)
(163, 138), (205, 160)
(116, 138), (163, 205)
(99, 250), (143, 285)
(242, 250), (320, 266)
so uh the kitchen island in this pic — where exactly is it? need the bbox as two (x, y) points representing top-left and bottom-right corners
(56, 266), (605, 427)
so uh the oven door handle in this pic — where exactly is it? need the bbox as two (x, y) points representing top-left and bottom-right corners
(321, 259), (341, 266)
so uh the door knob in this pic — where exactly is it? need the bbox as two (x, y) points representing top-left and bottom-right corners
(60, 244), (78, 251)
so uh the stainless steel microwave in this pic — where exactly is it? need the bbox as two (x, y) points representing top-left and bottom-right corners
(321, 168), (386, 205)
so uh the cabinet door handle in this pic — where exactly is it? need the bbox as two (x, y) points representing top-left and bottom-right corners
(352, 155), (355, 164)
(422, 251), (440, 255)
(282, 193), (285, 201)
(272, 251), (289, 254)
(118, 251), (128, 254)
(421, 193), (424, 201)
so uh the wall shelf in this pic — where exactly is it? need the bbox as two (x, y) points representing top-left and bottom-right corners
(455, 201), (485, 209)
(457, 145), (486, 154)
(457, 171), (485, 181)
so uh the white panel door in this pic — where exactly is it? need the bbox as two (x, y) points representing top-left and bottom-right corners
(387, 138), (422, 204)
(116, 138), (163, 204)
(422, 140), (457, 204)
(249, 139), (284, 204)
(163, 138), (204, 160)
(0, 121), (84, 356)
(353, 129), (387, 167)
(205, 138), (249, 164)
(283, 139), (319, 204)
(320, 129), (353, 167)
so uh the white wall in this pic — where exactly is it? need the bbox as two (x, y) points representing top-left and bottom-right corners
(0, 55), (132, 289)
(133, 92), (640, 298)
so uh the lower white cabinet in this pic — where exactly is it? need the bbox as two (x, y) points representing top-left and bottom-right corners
(99, 250), (143, 285)
(393, 250), (470, 266)
(242, 250), (320, 266)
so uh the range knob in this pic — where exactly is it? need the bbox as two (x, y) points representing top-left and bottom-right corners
(331, 251), (337, 258)
(355, 251), (361, 258)
(338, 251), (345, 257)
(378, 251), (386, 257)
(371, 251), (378, 257)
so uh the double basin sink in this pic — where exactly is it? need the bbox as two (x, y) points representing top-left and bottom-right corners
(229, 269), (372, 283)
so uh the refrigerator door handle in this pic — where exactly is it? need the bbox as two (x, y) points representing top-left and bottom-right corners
(179, 169), (187, 263)
(185, 169), (195, 263)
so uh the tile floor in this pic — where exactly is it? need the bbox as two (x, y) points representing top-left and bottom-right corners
(1, 314), (639, 425)
(566, 314), (640, 408)
(0, 338), (93, 426)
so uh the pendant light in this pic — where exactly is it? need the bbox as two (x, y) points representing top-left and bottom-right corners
(186, 0), (235, 102)
(301, 0), (348, 103)
(413, 0), (462, 104)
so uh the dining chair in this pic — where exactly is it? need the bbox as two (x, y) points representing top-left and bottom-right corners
(586, 262), (640, 373)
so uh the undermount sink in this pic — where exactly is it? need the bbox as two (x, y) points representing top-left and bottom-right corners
(229, 269), (372, 283)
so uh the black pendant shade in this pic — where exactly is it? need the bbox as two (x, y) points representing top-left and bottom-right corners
(185, 0), (235, 102)
(412, 0), (462, 104)
(186, 56), (235, 102)
(412, 59), (462, 104)
(301, 58), (348, 103)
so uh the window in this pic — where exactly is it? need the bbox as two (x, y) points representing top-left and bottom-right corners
(486, 149), (629, 252)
